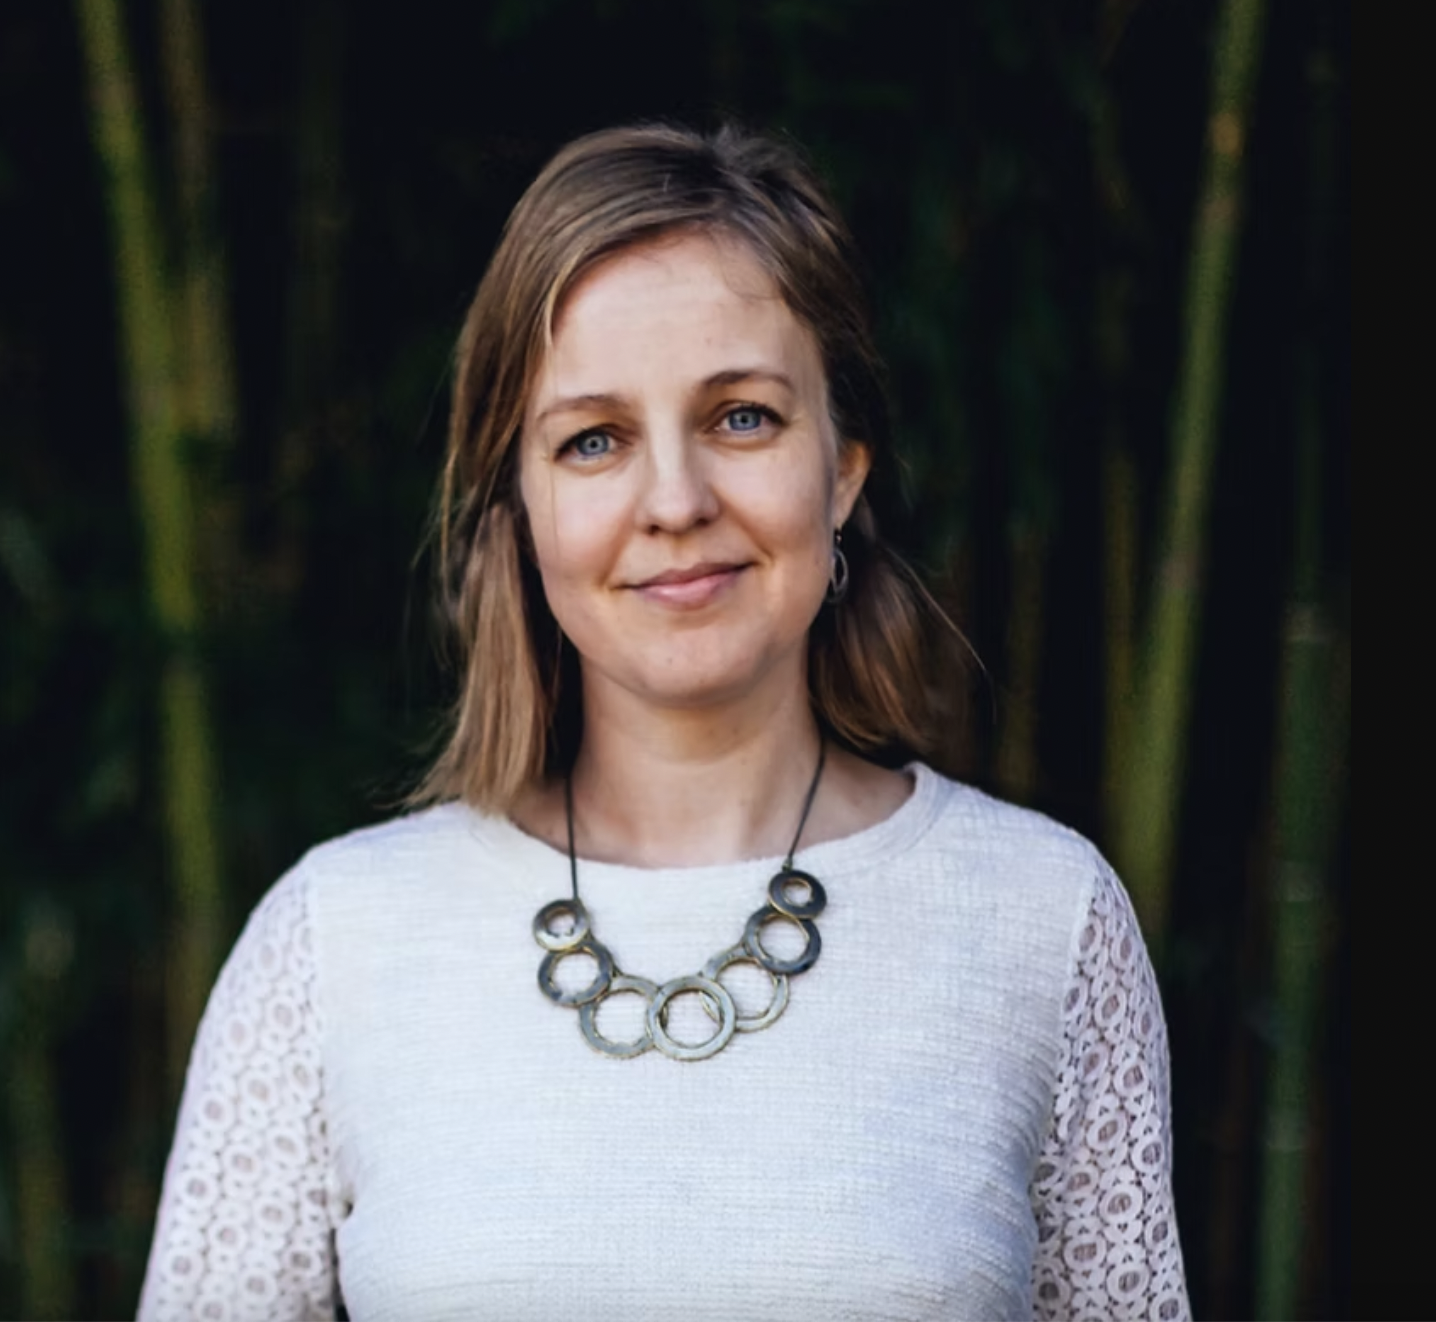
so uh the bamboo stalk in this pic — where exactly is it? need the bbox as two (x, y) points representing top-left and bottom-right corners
(155, 0), (239, 1052)
(159, 0), (239, 506)
(11, 1028), (70, 1317)
(1256, 472), (1347, 1322)
(1112, 0), (1268, 941)
(1101, 441), (1138, 813)
(106, 958), (164, 1312)
(9, 911), (75, 1320)
(76, 0), (224, 1096)
(1255, 7), (1345, 1311)
(1091, 31), (1142, 841)
(1256, 603), (1340, 1320)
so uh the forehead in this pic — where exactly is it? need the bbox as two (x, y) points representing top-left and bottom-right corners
(530, 232), (825, 403)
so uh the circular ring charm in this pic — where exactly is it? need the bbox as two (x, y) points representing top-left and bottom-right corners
(702, 945), (789, 1032)
(532, 898), (592, 953)
(768, 869), (827, 920)
(579, 974), (659, 1058)
(537, 940), (614, 1007)
(743, 907), (822, 976)
(646, 975), (736, 1061)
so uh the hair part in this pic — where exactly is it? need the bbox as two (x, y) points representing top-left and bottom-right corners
(415, 122), (965, 812)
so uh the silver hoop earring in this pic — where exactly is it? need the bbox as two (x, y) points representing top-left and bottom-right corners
(826, 531), (849, 604)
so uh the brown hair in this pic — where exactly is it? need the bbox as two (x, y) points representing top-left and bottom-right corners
(418, 122), (963, 811)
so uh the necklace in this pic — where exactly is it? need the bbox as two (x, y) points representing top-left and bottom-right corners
(532, 743), (828, 1062)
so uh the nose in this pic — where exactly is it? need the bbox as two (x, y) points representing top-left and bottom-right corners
(637, 432), (719, 533)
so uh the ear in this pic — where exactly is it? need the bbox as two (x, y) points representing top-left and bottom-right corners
(832, 439), (873, 528)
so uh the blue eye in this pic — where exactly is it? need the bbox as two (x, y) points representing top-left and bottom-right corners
(567, 431), (612, 459)
(726, 407), (769, 433)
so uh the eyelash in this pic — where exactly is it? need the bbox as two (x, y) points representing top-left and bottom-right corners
(556, 403), (782, 461)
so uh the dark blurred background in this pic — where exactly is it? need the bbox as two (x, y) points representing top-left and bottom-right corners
(0, 0), (1348, 1316)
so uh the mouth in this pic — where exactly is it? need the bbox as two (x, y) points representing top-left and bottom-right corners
(629, 562), (747, 608)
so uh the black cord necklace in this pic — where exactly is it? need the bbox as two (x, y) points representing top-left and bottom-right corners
(532, 742), (829, 1061)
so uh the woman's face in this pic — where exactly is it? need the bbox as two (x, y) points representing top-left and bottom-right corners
(518, 230), (869, 715)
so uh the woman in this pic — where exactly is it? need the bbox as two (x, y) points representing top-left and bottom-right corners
(140, 124), (1189, 1321)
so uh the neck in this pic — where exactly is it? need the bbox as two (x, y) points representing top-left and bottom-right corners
(569, 673), (824, 869)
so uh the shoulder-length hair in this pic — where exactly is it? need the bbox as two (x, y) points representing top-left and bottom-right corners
(417, 122), (964, 812)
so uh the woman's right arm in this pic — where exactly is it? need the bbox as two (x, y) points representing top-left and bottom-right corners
(138, 864), (341, 1322)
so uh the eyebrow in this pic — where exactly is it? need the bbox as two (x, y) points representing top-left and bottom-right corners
(533, 392), (625, 427)
(703, 368), (796, 393)
(533, 368), (797, 427)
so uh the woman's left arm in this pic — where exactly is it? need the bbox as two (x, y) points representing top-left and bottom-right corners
(1029, 862), (1191, 1322)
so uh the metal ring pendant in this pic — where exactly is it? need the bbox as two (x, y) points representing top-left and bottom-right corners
(743, 906), (822, 976)
(646, 975), (737, 1062)
(702, 944), (790, 1032)
(768, 869), (827, 920)
(533, 898), (592, 952)
(537, 940), (615, 1007)
(578, 974), (659, 1058)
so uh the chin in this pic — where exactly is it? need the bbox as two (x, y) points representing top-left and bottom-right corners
(610, 642), (796, 711)
(624, 668), (767, 710)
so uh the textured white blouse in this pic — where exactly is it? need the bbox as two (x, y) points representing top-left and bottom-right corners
(138, 765), (1189, 1321)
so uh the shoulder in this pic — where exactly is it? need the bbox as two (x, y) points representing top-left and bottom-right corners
(911, 764), (1111, 900)
(292, 800), (489, 879)
(234, 802), (537, 1018)
(282, 798), (521, 898)
(254, 801), (521, 943)
(894, 766), (1147, 993)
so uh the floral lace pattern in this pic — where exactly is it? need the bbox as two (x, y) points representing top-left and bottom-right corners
(138, 873), (338, 1322)
(1030, 866), (1189, 1321)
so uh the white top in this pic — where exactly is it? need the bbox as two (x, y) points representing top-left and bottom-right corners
(138, 765), (1189, 1321)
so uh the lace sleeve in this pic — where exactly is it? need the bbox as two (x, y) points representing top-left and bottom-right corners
(1030, 863), (1190, 1322)
(138, 866), (340, 1322)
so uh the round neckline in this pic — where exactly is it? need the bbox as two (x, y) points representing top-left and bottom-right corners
(461, 761), (949, 884)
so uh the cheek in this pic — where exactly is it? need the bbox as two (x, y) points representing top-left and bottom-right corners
(529, 525), (587, 604)
(527, 535), (595, 651)
(740, 458), (833, 557)
(525, 491), (630, 626)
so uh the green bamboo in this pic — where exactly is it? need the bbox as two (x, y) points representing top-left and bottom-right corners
(9, 910), (76, 1319)
(11, 1028), (70, 1317)
(1101, 442), (1138, 814)
(1112, 0), (1267, 940)
(1255, 437), (1347, 1321)
(1090, 43), (1142, 836)
(76, 0), (224, 1095)
(159, 0), (239, 505)
(1255, 10), (1345, 1313)
(109, 959), (165, 1312)
(1255, 605), (1339, 1321)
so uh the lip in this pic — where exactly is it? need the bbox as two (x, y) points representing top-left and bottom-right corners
(629, 562), (747, 608)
